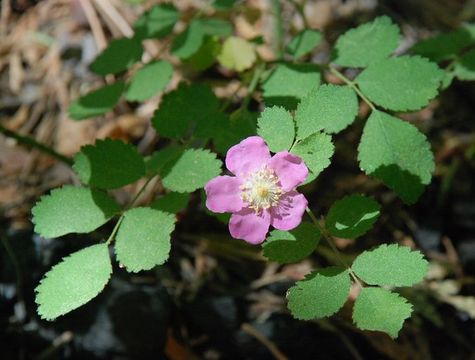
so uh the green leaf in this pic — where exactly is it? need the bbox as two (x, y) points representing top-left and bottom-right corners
(325, 195), (380, 239)
(356, 55), (444, 111)
(171, 20), (205, 59)
(333, 16), (400, 68)
(261, 63), (320, 110)
(213, 109), (257, 154)
(133, 4), (179, 40)
(161, 149), (222, 193)
(194, 111), (229, 140)
(69, 82), (125, 120)
(213, 0), (237, 10)
(185, 36), (221, 71)
(90, 38), (143, 75)
(353, 287), (412, 338)
(263, 223), (320, 264)
(295, 84), (358, 139)
(358, 110), (434, 203)
(146, 145), (184, 175)
(35, 244), (112, 320)
(151, 192), (190, 214)
(32, 186), (120, 238)
(257, 106), (295, 152)
(352, 244), (428, 286)
(454, 49), (475, 81)
(196, 18), (233, 37)
(286, 29), (322, 59)
(217, 36), (256, 71)
(115, 207), (175, 272)
(73, 139), (145, 189)
(125, 60), (173, 101)
(287, 267), (350, 320)
(152, 83), (219, 138)
(291, 132), (334, 183)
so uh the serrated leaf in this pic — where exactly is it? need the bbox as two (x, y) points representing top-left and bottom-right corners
(90, 38), (143, 75)
(261, 63), (320, 110)
(295, 84), (358, 139)
(287, 267), (350, 320)
(32, 186), (120, 238)
(146, 145), (184, 175)
(73, 139), (145, 189)
(263, 223), (320, 264)
(333, 16), (401, 68)
(356, 56), (444, 111)
(286, 29), (322, 59)
(125, 60), (173, 101)
(352, 244), (428, 286)
(217, 36), (256, 72)
(133, 4), (179, 40)
(454, 49), (475, 81)
(69, 82), (125, 120)
(213, 109), (257, 154)
(257, 106), (295, 152)
(115, 207), (175, 272)
(151, 192), (190, 214)
(291, 132), (334, 183)
(325, 195), (380, 239)
(161, 149), (222, 193)
(35, 244), (112, 320)
(152, 83), (219, 138)
(353, 287), (413, 338)
(358, 110), (434, 203)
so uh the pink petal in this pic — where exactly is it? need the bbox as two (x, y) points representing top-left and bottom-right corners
(205, 176), (244, 213)
(225, 136), (271, 177)
(229, 208), (271, 244)
(268, 152), (308, 191)
(270, 191), (308, 231)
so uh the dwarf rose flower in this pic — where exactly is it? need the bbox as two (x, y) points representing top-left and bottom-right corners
(204, 136), (309, 244)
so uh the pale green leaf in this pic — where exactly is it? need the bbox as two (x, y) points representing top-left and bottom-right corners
(217, 36), (256, 71)
(356, 55), (444, 111)
(287, 267), (350, 320)
(454, 49), (475, 81)
(353, 287), (413, 338)
(161, 149), (222, 193)
(261, 63), (320, 110)
(90, 38), (143, 75)
(32, 186), (120, 238)
(115, 207), (175, 272)
(352, 244), (428, 286)
(291, 132), (334, 183)
(151, 192), (190, 214)
(125, 60), (173, 101)
(358, 110), (434, 203)
(73, 139), (145, 189)
(35, 244), (112, 320)
(133, 4), (179, 40)
(263, 223), (320, 264)
(286, 29), (322, 59)
(325, 195), (380, 239)
(69, 82), (125, 120)
(333, 16), (401, 68)
(257, 106), (295, 152)
(295, 84), (358, 139)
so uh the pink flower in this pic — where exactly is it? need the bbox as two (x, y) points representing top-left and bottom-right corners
(205, 136), (309, 244)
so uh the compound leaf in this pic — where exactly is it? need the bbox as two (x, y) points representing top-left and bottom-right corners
(263, 223), (320, 264)
(325, 195), (380, 239)
(32, 186), (120, 238)
(115, 207), (176, 272)
(73, 139), (145, 189)
(217, 36), (256, 71)
(356, 55), (444, 111)
(90, 38), (143, 75)
(133, 4), (179, 40)
(257, 106), (295, 152)
(358, 110), (434, 204)
(352, 244), (428, 286)
(151, 192), (190, 214)
(333, 16), (401, 68)
(36, 244), (112, 320)
(295, 84), (358, 139)
(353, 287), (413, 338)
(125, 60), (173, 101)
(287, 267), (350, 320)
(286, 29), (322, 59)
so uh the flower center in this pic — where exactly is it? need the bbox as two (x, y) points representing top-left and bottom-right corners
(240, 167), (283, 212)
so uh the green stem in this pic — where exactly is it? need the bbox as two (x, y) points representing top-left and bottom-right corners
(305, 207), (363, 287)
(271, 0), (284, 59)
(329, 66), (376, 111)
(0, 123), (73, 166)
(289, 0), (309, 28)
(242, 62), (265, 109)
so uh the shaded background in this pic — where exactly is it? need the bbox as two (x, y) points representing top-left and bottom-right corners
(1, 0), (475, 359)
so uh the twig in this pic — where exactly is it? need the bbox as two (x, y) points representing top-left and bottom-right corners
(241, 323), (288, 360)
(78, 0), (108, 51)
